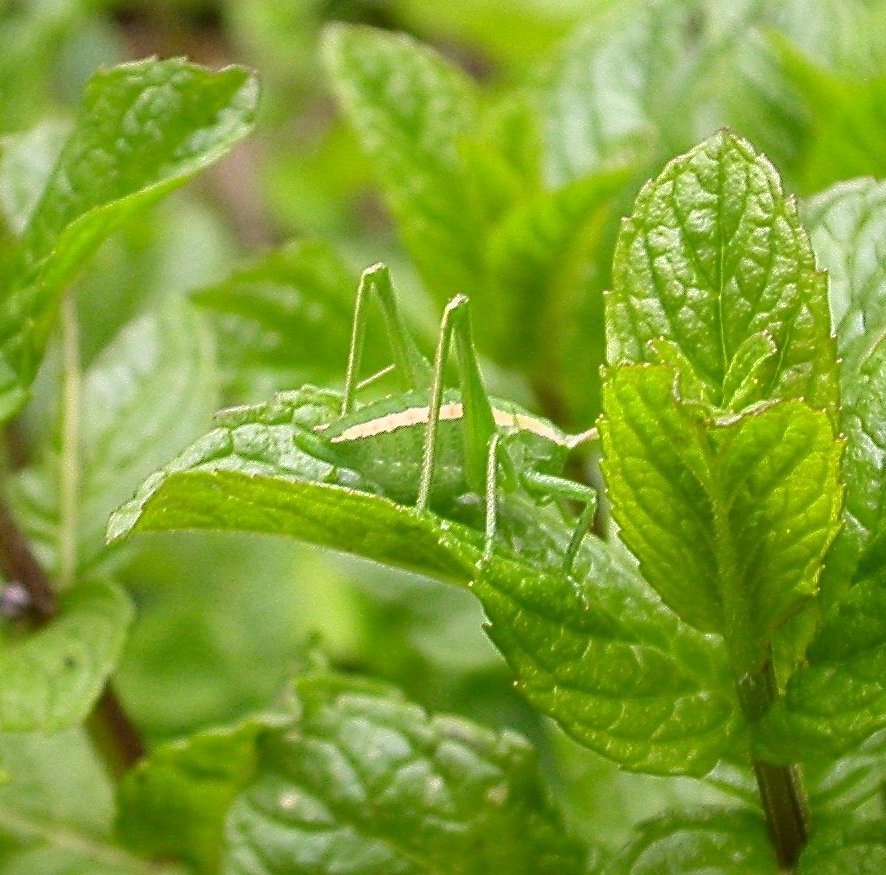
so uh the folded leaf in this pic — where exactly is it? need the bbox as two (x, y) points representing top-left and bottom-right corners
(609, 129), (838, 421)
(600, 365), (843, 670)
(0, 58), (258, 421)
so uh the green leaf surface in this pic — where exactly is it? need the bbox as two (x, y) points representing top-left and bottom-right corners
(804, 180), (886, 578)
(798, 817), (886, 874)
(758, 571), (886, 761)
(12, 298), (217, 576)
(117, 713), (286, 872)
(321, 24), (484, 301)
(107, 386), (482, 585)
(109, 385), (738, 774)
(781, 45), (886, 191)
(0, 580), (132, 733)
(475, 545), (739, 776)
(223, 673), (585, 875)
(118, 672), (584, 875)
(600, 365), (843, 668)
(191, 239), (362, 386)
(0, 729), (184, 875)
(606, 807), (777, 874)
(483, 167), (631, 420)
(608, 130), (838, 420)
(0, 58), (258, 421)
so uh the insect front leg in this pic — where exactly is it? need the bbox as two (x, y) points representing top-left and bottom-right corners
(341, 263), (431, 414)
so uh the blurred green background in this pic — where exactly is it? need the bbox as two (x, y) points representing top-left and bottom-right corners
(2, 0), (885, 850)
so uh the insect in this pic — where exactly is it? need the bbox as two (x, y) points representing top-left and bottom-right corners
(308, 263), (598, 573)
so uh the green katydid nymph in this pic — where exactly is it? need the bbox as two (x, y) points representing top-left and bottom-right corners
(306, 263), (598, 573)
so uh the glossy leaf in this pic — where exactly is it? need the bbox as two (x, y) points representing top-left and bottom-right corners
(0, 58), (258, 421)
(608, 130), (838, 421)
(600, 365), (842, 669)
(0, 580), (131, 732)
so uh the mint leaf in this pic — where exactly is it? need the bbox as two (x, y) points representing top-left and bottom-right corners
(0, 580), (131, 732)
(191, 239), (361, 385)
(11, 298), (217, 575)
(109, 387), (739, 775)
(609, 130), (838, 420)
(106, 387), (482, 585)
(781, 45), (886, 190)
(759, 571), (886, 760)
(117, 673), (585, 875)
(224, 673), (585, 875)
(475, 545), (739, 776)
(804, 180), (886, 580)
(798, 817), (886, 874)
(0, 729), (186, 875)
(537, 3), (703, 185)
(600, 365), (843, 668)
(0, 58), (258, 421)
(117, 713), (286, 872)
(322, 24), (483, 301)
(607, 808), (777, 874)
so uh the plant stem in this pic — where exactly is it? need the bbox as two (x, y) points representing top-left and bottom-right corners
(738, 658), (809, 871)
(58, 292), (82, 591)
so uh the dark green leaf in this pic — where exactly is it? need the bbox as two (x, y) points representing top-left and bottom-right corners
(224, 673), (585, 875)
(0, 58), (258, 421)
(118, 672), (584, 875)
(600, 365), (842, 670)
(609, 130), (838, 420)
(0, 580), (131, 733)
(606, 807), (777, 874)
